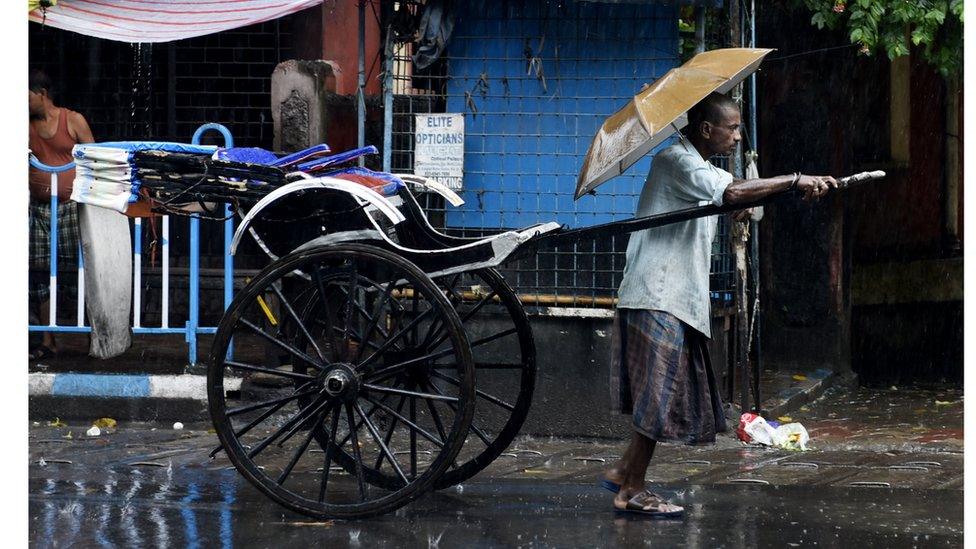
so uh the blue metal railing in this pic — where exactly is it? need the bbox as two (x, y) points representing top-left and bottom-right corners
(28, 124), (237, 367)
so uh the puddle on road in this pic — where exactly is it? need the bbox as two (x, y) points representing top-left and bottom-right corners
(29, 465), (962, 547)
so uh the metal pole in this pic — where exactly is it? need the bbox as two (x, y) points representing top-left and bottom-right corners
(133, 218), (142, 328)
(695, 7), (705, 54)
(748, 0), (763, 413)
(49, 179), (58, 326)
(357, 0), (367, 167)
(188, 123), (235, 369)
(728, 0), (751, 415)
(187, 216), (199, 366)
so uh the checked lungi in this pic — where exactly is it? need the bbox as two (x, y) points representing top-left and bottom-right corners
(29, 199), (80, 301)
(610, 308), (727, 444)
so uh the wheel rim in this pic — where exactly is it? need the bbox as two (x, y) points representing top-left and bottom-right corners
(208, 244), (474, 519)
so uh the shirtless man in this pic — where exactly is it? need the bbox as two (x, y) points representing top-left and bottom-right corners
(28, 69), (95, 359)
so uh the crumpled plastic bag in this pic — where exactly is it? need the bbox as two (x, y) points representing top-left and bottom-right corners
(737, 413), (810, 451)
(773, 423), (809, 451)
(740, 413), (779, 445)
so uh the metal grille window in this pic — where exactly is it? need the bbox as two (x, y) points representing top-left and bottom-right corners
(387, 0), (734, 309)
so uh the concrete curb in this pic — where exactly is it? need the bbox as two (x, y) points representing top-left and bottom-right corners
(29, 373), (240, 399)
(28, 373), (241, 422)
(762, 369), (854, 419)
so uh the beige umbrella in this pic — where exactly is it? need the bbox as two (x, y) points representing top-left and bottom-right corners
(575, 47), (774, 199)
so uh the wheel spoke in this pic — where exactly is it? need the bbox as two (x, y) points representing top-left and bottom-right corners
(352, 281), (399, 364)
(364, 383), (458, 402)
(225, 385), (318, 417)
(342, 268), (359, 361)
(247, 396), (330, 459)
(459, 291), (499, 323)
(269, 282), (327, 363)
(427, 290), (500, 350)
(431, 370), (515, 411)
(410, 290), (420, 347)
(374, 395), (407, 470)
(418, 379), (460, 471)
(354, 401), (409, 485)
(345, 402), (368, 502)
(276, 404), (330, 486)
(431, 362), (525, 370)
(359, 394), (449, 450)
(334, 391), (397, 448)
(316, 321), (386, 353)
(409, 387), (418, 478)
(210, 387), (315, 458)
(277, 401), (337, 448)
(313, 265), (342, 363)
(418, 379), (450, 446)
(317, 408), (342, 502)
(427, 381), (493, 447)
(225, 360), (317, 381)
(238, 319), (324, 370)
(357, 307), (436, 371)
(366, 346), (465, 384)
(333, 285), (394, 340)
(416, 327), (520, 366)
(420, 275), (463, 348)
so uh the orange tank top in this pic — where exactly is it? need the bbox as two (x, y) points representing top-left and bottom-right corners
(29, 108), (78, 201)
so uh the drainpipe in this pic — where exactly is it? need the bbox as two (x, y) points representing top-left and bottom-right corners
(357, 0), (366, 166)
(383, 27), (394, 172)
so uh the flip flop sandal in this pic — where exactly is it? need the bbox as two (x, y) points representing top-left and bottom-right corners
(614, 490), (684, 519)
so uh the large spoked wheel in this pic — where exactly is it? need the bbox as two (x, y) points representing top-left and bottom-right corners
(208, 244), (475, 520)
(430, 268), (536, 489)
(286, 268), (536, 493)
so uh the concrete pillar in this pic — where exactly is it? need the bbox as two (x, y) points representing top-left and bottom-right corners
(270, 60), (339, 152)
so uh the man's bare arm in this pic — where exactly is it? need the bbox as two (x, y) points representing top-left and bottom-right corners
(723, 173), (838, 205)
(68, 111), (95, 144)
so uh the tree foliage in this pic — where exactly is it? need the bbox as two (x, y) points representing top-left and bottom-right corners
(800, 0), (963, 77)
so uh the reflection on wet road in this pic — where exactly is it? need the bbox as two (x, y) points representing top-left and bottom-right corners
(30, 463), (961, 547)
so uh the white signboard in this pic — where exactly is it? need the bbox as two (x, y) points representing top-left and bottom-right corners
(414, 113), (464, 191)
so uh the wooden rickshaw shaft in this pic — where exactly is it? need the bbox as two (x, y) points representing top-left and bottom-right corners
(511, 171), (885, 259)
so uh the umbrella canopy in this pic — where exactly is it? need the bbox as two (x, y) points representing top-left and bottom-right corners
(575, 47), (773, 199)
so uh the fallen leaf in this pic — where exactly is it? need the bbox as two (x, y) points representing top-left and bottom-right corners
(92, 418), (117, 429)
(934, 400), (955, 406)
(47, 418), (66, 428)
(62, 431), (73, 439)
(777, 416), (792, 423)
(792, 374), (807, 382)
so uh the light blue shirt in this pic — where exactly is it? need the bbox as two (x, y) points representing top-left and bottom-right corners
(616, 140), (734, 338)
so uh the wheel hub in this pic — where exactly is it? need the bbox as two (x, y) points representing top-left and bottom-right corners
(320, 363), (360, 401)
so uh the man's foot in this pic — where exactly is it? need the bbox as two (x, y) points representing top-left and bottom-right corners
(29, 344), (57, 361)
(600, 467), (627, 493)
(613, 489), (684, 518)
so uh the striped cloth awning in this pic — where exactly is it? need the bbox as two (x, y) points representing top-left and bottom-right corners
(28, 0), (323, 43)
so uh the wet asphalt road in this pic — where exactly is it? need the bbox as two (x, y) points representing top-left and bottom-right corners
(30, 463), (961, 548)
(29, 386), (963, 547)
